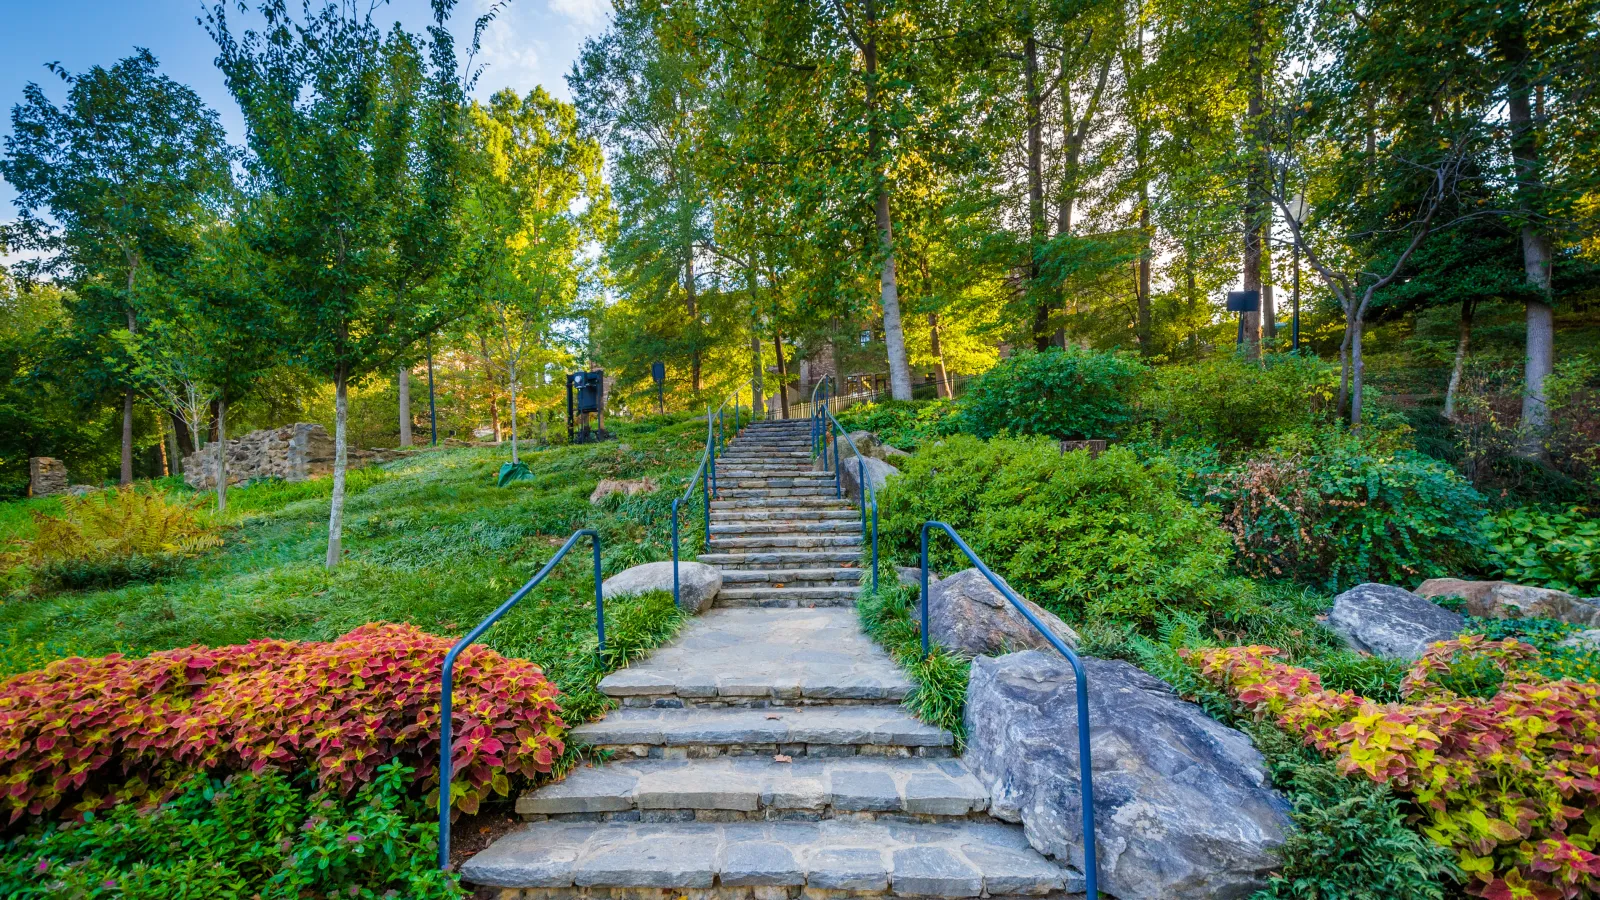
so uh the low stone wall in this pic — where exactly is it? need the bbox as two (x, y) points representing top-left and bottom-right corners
(181, 423), (408, 490)
(29, 457), (70, 497)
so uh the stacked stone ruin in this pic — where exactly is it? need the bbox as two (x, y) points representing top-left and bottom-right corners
(181, 423), (405, 490)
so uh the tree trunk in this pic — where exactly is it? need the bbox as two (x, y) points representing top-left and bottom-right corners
(1025, 32), (1049, 352)
(1443, 299), (1474, 421)
(164, 418), (181, 477)
(686, 251), (702, 394)
(1261, 204), (1277, 343)
(774, 329), (791, 419)
(862, 6), (913, 401)
(509, 363), (521, 464)
(928, 312), (952, 399)
(1135, 187), (1152, 355)
(1240, 3), (1267, 360)
(121, 389), (135, 485)
(1504, 35), (1555, 455)
(1350, 317), (1365, 426)
(171, 412), (194, 457)
(398, 367), (412, 447)
(747, 261), (765, 418)
(157, 418), (171, 478)
(479, 334), (502, 442)
(215, 397), (228, 512)
(325, 371), (348, 569)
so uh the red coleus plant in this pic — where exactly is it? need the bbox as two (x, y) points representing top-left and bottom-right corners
(0, 623), (564, 827)
(1184, 639), (1600, 899)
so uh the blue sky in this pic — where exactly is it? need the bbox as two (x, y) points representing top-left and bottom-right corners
(0, 0), (610, 217)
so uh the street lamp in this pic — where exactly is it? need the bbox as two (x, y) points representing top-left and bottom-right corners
(1285, 194), (1309, 352)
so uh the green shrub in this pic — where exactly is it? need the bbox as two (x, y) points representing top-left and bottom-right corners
(958, 348), (1146, 441)
(835, 400), (960, 451)
(878, 434), (1241, 624)
(1482, 505), (1600, 596)
(1137, 353), (1338, 452)
(1204, 434), (1486, 591)
(1462, 614), (1600, 683)
(3, 486), (221, 594)
(0, 761), (464, 899)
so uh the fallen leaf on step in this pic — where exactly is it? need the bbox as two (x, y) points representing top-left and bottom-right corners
(773, 754), (793, 763)
(774, 583), (786, 588)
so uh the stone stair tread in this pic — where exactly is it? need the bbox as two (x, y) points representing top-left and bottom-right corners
(571, 705), (952, 748)
(711, 521), (861, 533)
(461, 818), (1082, 896)
(710, 536), (863, 549)
(516, 756), (988, 817)
(711, 498), (856, 509)
(598, 608), (910, 701)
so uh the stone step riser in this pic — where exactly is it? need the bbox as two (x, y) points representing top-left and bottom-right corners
(719, 569), (863, 584)
(716, 588), (860, 601)
(710, 522), (861, 534)
(720, 479), (834, 489)
(711, 510), (858, 521)
(710, 537), (863, 550)
(711, 499), (852, 509)
(701, 551), (861, 564)
(714, 596), (857, 609)
(715, 488), (837, 498)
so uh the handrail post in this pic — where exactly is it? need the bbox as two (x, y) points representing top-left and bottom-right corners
(871, 499), (879, 593)
(671, 498), (681, 609)
(593, 531), (605, 653)
(832, 426), (841, 498)
(919, 525), (931, 658)
(857, 456), (867, 535)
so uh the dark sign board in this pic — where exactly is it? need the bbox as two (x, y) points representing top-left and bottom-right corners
(650, 361), (665, 384)
(1226, 290), (1260, 313)
(573, 370), (603, 413)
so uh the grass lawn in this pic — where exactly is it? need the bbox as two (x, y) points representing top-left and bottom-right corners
(0, 414), (715, 718)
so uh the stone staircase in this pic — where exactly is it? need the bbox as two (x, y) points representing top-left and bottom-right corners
(463, 419), (1086, 899)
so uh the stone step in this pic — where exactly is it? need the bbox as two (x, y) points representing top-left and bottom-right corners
(718, 452), (811, 461)
(462, 818), (1083, 897)
(701, 550), (860, 567)
(516, 757), (988, 819)
(719, 568), (863, 585)
(710, 535), (863, 551)
(598, 607), (910, 706)
(715, 586), (861, 607)
(716, 487), (837, 499)
(711, 508), (858, 522)
(571, 706), (953, 757)
(711, 521), (861, 535)
(720, 477), (834, 489)
(711, 497), (853, 510)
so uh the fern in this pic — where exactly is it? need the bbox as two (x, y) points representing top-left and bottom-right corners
(5, 486), (220, 593)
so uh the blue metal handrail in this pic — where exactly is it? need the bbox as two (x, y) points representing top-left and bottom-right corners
(437, 527), (603, 869)
(810, 375), (879, 592)
(919, 521), (1098, 897)
(670, 380), (755, 607)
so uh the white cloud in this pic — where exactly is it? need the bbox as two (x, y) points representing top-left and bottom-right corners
(548, 0), (612, 28)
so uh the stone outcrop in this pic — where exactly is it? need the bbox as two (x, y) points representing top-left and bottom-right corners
(1328, 582), (1463, 659)
(918, 568), (1079, 656)
(841, 430), (910, 462)
(181, 423), (406, 490)
(1415, 578), (1600, 627)
(840, 455), (899, 503)
(590, 477), (658, 504)
(28, 457), (69, 497)
(965, 651), (1292, 900)
(602, 560), (723, 614)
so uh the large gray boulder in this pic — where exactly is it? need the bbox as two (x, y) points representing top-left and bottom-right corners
(602, 561), (722, 615)
(840, 455), (899, 503)
(1415, 578), (1600, 627)
(919, 568), (1080, 655)
(1328, 582), (1463, 659)
(965, 652), (1291, 900)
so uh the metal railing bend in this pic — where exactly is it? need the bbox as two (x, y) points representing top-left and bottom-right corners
(437, 527), (603, 868)
(810, 376), (879, 592)
(918, 521), (1098, 897)
(671, 380), (757, 607)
